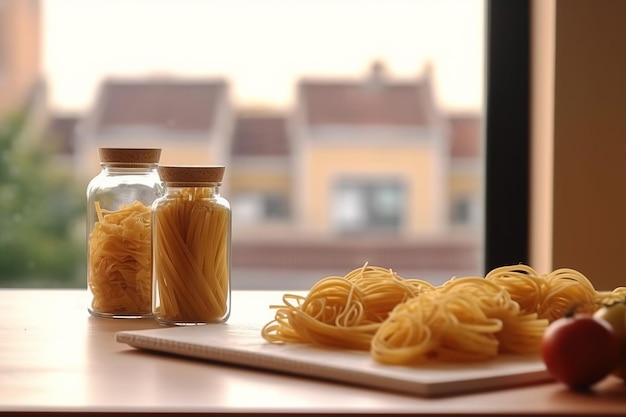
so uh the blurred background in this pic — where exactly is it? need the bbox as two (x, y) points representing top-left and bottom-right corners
(0, 0), (485, 289)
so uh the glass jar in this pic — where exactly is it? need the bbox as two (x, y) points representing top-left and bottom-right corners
(152, 165), (231, 325)
(86, 148), (163, 318)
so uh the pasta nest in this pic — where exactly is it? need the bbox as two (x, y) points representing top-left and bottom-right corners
(263, 263), (621, 365)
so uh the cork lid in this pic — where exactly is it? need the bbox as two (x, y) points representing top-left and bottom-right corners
(98, 148), (161, 165)
(158, 165), (226, 185)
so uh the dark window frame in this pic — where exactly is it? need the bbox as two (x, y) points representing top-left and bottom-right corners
(484, 0), (530, 270)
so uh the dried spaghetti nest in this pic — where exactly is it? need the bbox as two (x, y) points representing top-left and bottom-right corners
(263, 263), (619, 365)
(261, 264), (434, 350)
(372, 275), (547, 364)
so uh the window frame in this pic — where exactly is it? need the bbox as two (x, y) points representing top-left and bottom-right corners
(484, 0), (531, 270)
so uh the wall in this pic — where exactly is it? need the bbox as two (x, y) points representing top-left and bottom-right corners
(304, 144), (443, 236)
(531, 0), (626, 290)
(530, 0), (555, 274)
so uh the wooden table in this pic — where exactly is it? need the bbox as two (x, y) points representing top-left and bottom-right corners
(1, 289), (625, 416)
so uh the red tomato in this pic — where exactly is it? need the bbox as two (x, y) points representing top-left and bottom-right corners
(541, 314), (620, 390)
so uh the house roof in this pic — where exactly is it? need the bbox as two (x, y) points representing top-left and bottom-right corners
(93, 78), (228, 134)
(61, 68), (481, 161)
(449, 113), (482, 159)
(232, 114), (290, 157)
(298, 62), (433, 127)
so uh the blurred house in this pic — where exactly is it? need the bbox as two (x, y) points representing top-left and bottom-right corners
(293, 62), (451, 238)
(230, 112), (292, 236)
(228, 62), (482, 273)
(73, 78), (233, 179)
(0, 0), (47, 141)
(447, 112), (483, 231)
(46, 114), (78, 165)
(44, 62), (482, 274)
(0, 0), (40, 116)
(1, 0), (482, 282)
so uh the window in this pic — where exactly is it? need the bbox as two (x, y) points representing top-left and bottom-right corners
(333, 179), (405, 234)
(0, 0), (533, 288)
(450, 195), (473, 226)
(233, 192), (289, 223)
(484, 0), (530, 269)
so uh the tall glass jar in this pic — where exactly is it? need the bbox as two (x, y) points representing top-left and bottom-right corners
(86, 148), (163, 318)
(152, 165), (231, 325)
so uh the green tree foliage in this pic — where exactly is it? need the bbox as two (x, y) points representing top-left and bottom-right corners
(0, 113), (84, 287)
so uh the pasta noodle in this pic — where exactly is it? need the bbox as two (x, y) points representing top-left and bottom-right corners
(88, 200), (152, 316)
(153, 187), (230, 324)
(261, 264), (434, 350)
(263, 263), (622, 365)
(596, 286), (626, 305)
(485, 265), (599, 321)
(372, 275), (549, 364)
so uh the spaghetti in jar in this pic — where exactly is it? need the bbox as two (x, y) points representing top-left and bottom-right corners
(152, 165), (231, 325)
(86, 148), (163, 318)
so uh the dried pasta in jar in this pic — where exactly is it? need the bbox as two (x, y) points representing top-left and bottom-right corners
(152, 165), (231, 325)
(86, 148), (162, 318)
(88, 201), (153, 315)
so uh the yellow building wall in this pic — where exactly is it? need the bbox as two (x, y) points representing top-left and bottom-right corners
(448, 173), (481, 229)
(230, 171), (290, 191)
(158, 146), (215, 165)
(303, 145), (438, 236)
(449, 175), (480, 194)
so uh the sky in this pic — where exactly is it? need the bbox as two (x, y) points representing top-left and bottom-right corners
(42, 0), (485, 113)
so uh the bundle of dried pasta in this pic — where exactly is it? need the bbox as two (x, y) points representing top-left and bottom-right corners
(485, 265), (599, 321)
(263, 263), (618, 365)
(372, 265), (605, 364)
(596, 286), (626, 305)
(438, 277), (548, 356)
(88, 200), (152, 316)
(371, 275), (549, 364)
(152, 184), (230, 325)
(371, 290), (502, 364)
(261, 264), (434, 350)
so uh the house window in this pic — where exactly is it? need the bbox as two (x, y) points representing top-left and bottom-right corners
(233, 192), (289, 223)
(451, 197), (469, 225)
(264, 194), (290, 219)
(333, 179), (405, 234)
(3, 0), (537, 289)
(450, 195), (477, 227)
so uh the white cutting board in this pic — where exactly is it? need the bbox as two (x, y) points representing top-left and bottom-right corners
(116, 323), (552, 397)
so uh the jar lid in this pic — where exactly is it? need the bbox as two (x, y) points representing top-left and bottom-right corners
(98, 148), (162, 165)
(158, 165), (226, 185)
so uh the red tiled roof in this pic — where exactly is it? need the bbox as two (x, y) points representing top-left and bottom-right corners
(232, 114), (289, 157)
(300, 81), (431, 126)
(298, 62), (433, 127)
(95, 78), (227, 133)
(448, 113), (482, 158)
